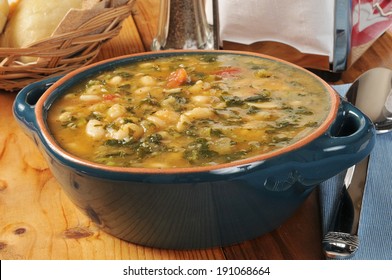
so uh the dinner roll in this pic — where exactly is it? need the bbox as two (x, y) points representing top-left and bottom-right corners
(0, 0), (9, 33)
(0, 0), (82, 61)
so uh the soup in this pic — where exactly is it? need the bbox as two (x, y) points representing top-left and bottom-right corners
(47, 54), (331, 168)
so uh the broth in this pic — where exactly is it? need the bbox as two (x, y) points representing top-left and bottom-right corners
(47, 54), (331, 168)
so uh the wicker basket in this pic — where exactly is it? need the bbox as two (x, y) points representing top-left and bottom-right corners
(0, 0), (135, 92)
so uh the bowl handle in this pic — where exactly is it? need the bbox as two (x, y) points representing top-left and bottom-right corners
(299, 99), (376, 184)
(13, 76), (61, 141)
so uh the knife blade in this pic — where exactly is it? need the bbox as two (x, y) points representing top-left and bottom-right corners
(322, 155), (370, 259)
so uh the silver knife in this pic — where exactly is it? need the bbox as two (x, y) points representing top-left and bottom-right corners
(322, 156), (370, 259)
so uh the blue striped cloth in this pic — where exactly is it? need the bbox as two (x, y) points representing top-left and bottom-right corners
(319, 84), (392, 260)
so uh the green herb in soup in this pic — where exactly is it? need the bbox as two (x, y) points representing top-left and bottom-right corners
(47, 54), (331, 168)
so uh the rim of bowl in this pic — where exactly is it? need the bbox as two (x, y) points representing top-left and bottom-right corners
(35, 50), (340, 174)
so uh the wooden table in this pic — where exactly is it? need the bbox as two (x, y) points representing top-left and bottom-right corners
(1, 0), (392, 260)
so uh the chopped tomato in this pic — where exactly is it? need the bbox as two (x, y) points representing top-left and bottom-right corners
(103, 94), (116, 101)
(213, 67), (241, 77)
(166, 68), (189, 88)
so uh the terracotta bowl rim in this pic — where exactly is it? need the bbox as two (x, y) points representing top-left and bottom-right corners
(35, 50), (340, 174)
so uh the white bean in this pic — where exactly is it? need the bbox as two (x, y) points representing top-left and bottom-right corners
(161, 96), (177, 107)
(247, 102), (279, 109)
(176, 107), (214, 131)
(184, 107), (214, 119)
(86, 85), (103, 95)
(108, 123), (144, 141)
(210, 137), (234, 154)
(80, 94), (102, 102)
(86, 119), (106, 139)
(146, 115), (166, 129)
(108, 75), (123, 85)
(89, 103), (108, 112)
(107, 104), (126, 120)
(139, 75), (156, 86)
(191, 95), (220, 106)
(176, 114), (191, 132)
(127, 123), (144, 139)
(244, 111), (272, 121)
(147, 110), (180, 129)
(138, 62), (154, 68)
(163, 87), (182, 94)
(154, 110), (180, 124)
(188, 80), (204, 94)
(58, 111), (73, 123)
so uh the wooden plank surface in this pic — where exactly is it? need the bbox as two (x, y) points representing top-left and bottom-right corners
(0, 90), (225, 260)
(0, 1), (225, 260)
(1, 0), (392, 260)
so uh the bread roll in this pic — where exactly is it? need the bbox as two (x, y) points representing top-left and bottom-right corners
(0, 0), (82, 51)
(0, 0), (9, 33)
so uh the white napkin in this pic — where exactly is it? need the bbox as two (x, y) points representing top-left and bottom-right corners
(212, 0), (335, 60)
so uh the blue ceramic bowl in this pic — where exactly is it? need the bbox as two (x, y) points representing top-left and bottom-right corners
(13, 50), (376, 249)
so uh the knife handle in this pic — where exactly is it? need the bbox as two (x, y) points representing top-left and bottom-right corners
(322, 156), (370, 259)
(322, 184), (359, 259)
(322, 231), (359, 259)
